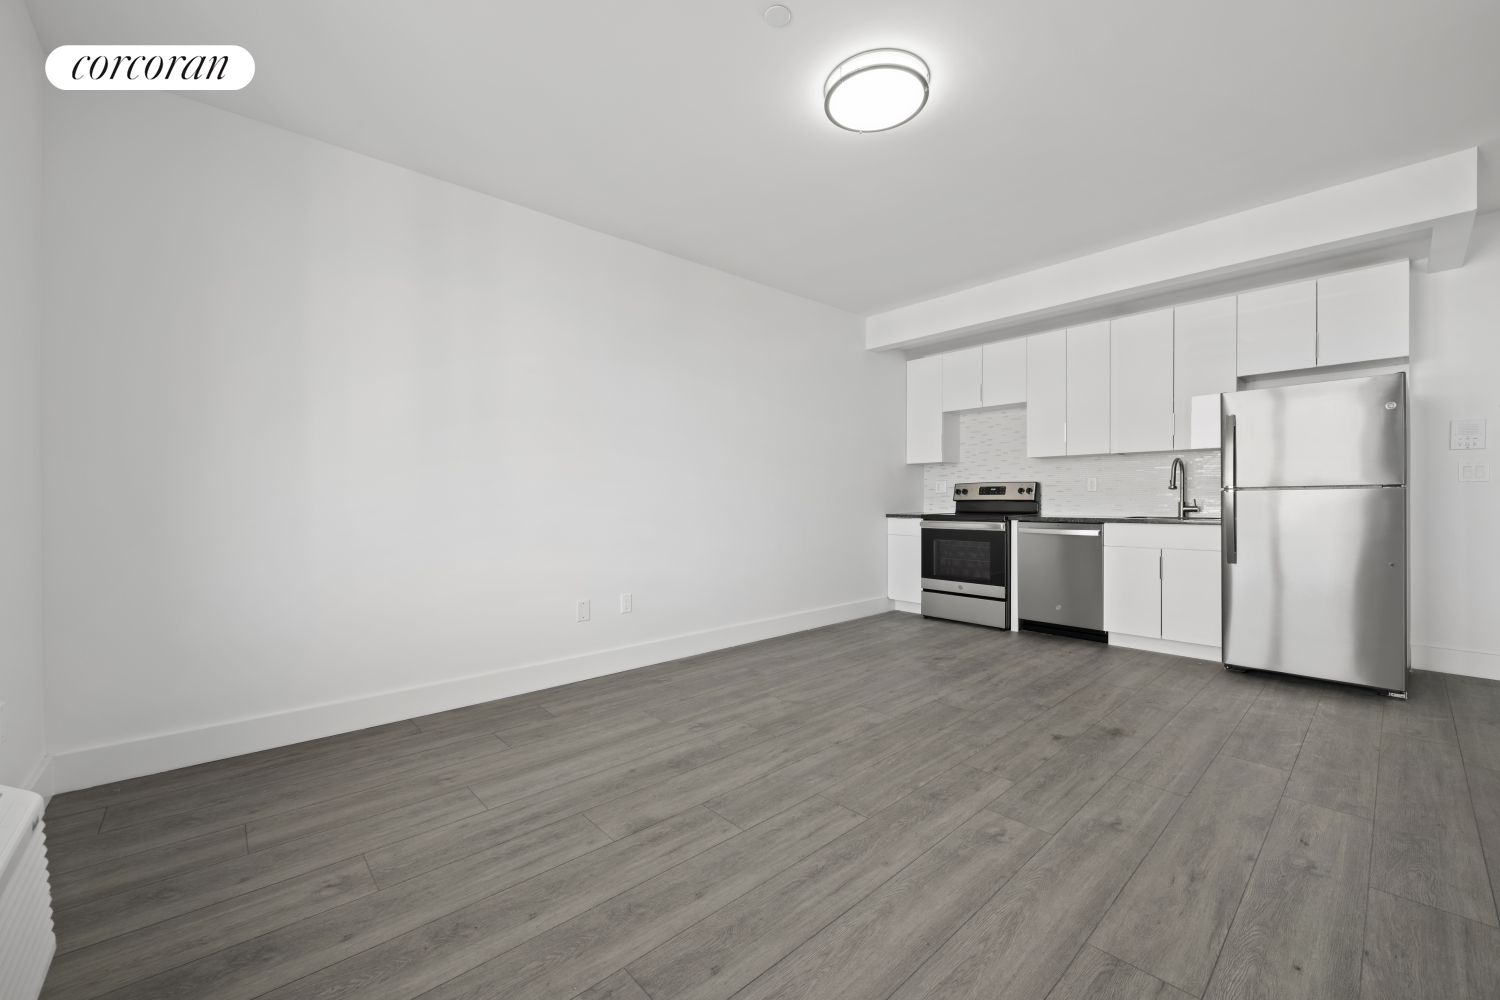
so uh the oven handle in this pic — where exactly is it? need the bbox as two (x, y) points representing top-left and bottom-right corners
(1017, 527), (1100, 536)
(920, 521), (1007, 531)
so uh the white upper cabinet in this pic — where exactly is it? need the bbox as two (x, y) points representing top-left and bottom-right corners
(1316, 260), (1410, 366)
(1110, 309), (1175, 454)
(1025, 330), (1067, 457)
(907, 356), (957, 464)
(1237, 279), (1316, 376)
(1066, 321), (1111, 455)
(1173, 296), (1237, 448)
(982, 338), (1026, 406)
(941, 347), (984, 411)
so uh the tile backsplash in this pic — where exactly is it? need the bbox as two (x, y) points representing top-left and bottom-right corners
(923, 407), (1222, 516)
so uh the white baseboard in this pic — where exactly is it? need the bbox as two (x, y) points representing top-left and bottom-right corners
(1411, 644), (1500, 682)
(22, 755), (54, 804)
(1109, 632), (1223, 663)
(49, 596), (892, 795)
(893, 600), (921, 614)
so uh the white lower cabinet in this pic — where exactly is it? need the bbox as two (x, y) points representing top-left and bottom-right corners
(1103, 547), (1162, 636)
(1102, 523), (1221, 657)
(1161, 548), (1221, 645)
(887, 518), (922, 606)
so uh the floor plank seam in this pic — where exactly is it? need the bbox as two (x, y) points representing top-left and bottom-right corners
(1192, 777), (1295, 1000)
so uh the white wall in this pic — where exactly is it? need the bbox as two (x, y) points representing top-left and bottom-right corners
(41, 92), (917, 791)
(1410, 210), (1500, 680)
(0, 0), (47, 791)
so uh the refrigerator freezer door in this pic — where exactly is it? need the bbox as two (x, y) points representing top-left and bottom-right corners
(1224, 373), (1406, 487)
(1223, 486), (1406, 691)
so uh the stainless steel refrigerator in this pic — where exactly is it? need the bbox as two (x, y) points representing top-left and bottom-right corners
(1221, 373), (1408, 696)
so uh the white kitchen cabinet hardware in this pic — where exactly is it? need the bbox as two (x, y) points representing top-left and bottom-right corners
(982, 338), (1027, 406)
(1174, 296), (1237, 446)
(887, 519), (922, 605)
(1066, 321), (1111, 455)
(907, 356), (957, 464)
(1161, 548), (1221, 645)
(1316, 260), (1410, 366)
(1190, 393), (1222, 449)
(1025, 329), (1067, 457)
(941, 347), (984, 411)
(1103, 546), (1163, 636)
(1237, 279), (1316, 376)
(1110, 309), (1175, 454)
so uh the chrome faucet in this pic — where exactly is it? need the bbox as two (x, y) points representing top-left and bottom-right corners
(1169, 457), (1202, 519)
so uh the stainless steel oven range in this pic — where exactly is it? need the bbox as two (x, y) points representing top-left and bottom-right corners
(920, 481), (1041, 629)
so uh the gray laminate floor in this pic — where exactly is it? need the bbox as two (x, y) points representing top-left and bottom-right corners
(40, 612), (1500, 1000)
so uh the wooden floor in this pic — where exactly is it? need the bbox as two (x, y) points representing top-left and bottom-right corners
(40, 612), (1500, 1000)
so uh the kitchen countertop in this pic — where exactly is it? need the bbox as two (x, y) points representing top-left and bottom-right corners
(888, 512), (1221, 525)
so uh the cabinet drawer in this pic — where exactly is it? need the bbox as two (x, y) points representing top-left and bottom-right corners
(887, 517), (922, 537)
(1104, 523), (1220, 550)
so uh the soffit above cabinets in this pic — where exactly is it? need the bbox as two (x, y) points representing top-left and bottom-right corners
(873, 151), (1475, 354)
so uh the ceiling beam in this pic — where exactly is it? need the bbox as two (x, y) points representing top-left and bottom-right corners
(866, 148), (1477, 353)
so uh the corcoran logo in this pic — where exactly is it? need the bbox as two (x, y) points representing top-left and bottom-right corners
(45, 46), (254, 90)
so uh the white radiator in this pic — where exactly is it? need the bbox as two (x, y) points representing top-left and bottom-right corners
(0, 785), (54, 1000)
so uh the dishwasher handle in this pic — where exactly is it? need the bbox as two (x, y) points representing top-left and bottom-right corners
(1018, 527), (1100, 536)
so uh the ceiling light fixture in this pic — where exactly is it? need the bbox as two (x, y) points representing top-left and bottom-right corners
(823, 49), (929, 133)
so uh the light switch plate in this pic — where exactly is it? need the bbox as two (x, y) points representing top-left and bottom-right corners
(1459, 462), (1489, 482)
(576, 599), (591, 622)
(1451, 419), (1487, 450)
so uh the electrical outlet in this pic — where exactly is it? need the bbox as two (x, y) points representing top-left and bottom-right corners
(1459, 462), (1489, 482)
(936, 481), (949, 494)
(1086, 477), (1098, 491)
(619, 593), (633, 614)
(576, 599), (591, 622)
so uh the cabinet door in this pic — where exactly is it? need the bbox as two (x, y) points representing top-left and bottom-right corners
(1025, 329), (1067, 457)
(982, 338), (1026, 406)
(1174, 296), (1237, 446)
(1110, 309), (1175, 453)
(907, 357), (957, 464)
(1237, 280), (1316, 376)
(1067, 321), (1111, 455)
(1317, 260), (1410, 366)
(1103, 546), (1161, 637)
(1189, 393), (1222, 449)
(1161, 547), (1221, 647)
(942, 347), (984, 411)
(888, 532), (922, 604)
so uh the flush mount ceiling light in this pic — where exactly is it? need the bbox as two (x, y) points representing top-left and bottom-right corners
(823, 48), (929, 133)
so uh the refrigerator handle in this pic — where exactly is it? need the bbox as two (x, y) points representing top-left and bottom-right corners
(1223, 414), (1236, 489)
(1223, 489), (1236, 564)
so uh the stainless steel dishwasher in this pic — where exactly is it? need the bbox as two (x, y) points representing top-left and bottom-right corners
(1017, 522), (1105, 642)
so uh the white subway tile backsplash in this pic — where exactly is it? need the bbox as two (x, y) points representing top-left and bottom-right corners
(923, 407), (1222, 516)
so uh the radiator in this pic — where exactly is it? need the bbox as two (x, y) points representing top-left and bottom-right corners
(0, 785), (54, 1000)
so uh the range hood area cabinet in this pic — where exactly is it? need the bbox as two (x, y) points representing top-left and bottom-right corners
(904, 259), (1410, 464)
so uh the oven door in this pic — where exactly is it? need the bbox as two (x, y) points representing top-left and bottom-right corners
(921, 521), (1008, 598)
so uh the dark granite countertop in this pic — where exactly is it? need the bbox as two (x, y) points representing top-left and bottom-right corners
(888, 512), (1221, 525)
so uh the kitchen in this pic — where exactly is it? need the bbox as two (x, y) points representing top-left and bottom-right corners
(4, 3), (1500, 1000)
(889, 261), (1412, 691)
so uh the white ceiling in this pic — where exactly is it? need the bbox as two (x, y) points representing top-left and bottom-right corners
(25, 0), (1500, 315)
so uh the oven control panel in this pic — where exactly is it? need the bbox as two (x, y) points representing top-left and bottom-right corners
(952, 481), (1039, 500)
